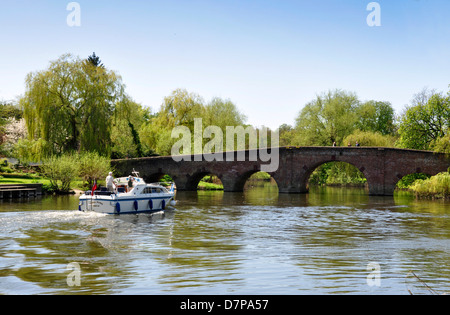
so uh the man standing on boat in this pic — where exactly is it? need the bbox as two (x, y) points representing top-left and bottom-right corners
(106, 172), (115, 192)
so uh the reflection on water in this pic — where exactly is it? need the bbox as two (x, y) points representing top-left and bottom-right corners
(0, 184), (449, 295)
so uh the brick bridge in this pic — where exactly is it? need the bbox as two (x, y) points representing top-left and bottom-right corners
(111, 147), (449, 196)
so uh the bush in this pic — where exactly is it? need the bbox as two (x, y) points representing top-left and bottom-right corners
(396, 173), (430, 189)
(78, 152), (111, 188)
(410, 172), (450, 199)
(41, 152), (111, 193)
(41, 154), (80, 193)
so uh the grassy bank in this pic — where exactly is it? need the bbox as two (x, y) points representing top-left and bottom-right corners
(0, 173), (86, 194)
(197, 181), (224, 190)
(198, 175), (224, 191)
(409, 172), (450, 200)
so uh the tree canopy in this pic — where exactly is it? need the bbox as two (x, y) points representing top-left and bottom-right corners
(293, 90), (360, 146)
(139, 88), (248, 156)
(397, 89), (450, 150)
(5, 52), (450, 167)
(20, 53), (132, 158)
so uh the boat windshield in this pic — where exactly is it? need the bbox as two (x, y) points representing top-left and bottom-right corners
(141, 187), (167, 194)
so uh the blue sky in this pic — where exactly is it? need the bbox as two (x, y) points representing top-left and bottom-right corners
(1, 0), (449, 129)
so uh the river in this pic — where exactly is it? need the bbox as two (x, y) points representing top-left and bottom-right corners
(0, 184), (449, 295)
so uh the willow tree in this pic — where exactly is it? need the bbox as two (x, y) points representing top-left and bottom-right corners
(140, 88), (205, 156)
(20, 53), (126, 157)
(294, 89), (360, 146)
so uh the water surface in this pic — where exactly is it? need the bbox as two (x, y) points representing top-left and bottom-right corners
(0, 186), (449, 295)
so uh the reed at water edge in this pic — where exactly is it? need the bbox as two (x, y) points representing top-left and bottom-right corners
(409, 172), (450, 200)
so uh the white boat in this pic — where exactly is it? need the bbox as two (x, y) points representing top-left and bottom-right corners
(79, 171), (177, 215)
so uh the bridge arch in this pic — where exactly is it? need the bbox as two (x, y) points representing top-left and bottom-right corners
(143, 172), (173, 183)
(185, 171), (225, 191)
(304, 160), (368, 190)
(395, 172), (431, 190)
(231, 171), (279, 192)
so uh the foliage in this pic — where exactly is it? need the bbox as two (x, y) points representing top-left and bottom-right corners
(294, 90), (360, 146)
(139, 88), (248, 156)
(14, 138), (50, 164)
(355, 100), (396, 135)
(309, 162), (366, 186)
(41, 154), (80, 193)
(203, 97), (247, 130)
(432, 131), (450, 154)
(410, 172), (450, 199)
(20, 53), (129, 157)
(397, 90), (449, 150)
(111, 99), (149, 158)
(0, 101), (23, 123)
(87, 52), (104, 68)
(277, 124), (295, 146)
(78, 151), (111, 188)
(41, 152), (111, 193)
(396, 173), (430, 189)
(293, 90), (398, 147)
(343, 130), (397, 147)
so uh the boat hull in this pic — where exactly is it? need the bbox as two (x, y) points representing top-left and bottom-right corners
(79, 195), (175, 215)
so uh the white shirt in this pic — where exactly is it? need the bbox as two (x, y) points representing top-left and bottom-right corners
(106, 175), (114, 186)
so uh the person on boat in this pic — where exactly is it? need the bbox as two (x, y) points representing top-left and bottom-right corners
(128, 176), (134, 189)
(106, 172), (115, 192)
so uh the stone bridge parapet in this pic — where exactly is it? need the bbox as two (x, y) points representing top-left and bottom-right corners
(111, 147), (450, 196)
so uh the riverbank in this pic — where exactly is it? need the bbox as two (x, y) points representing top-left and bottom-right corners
(0, 172), (86, 195)
(409, 172), (450, 200)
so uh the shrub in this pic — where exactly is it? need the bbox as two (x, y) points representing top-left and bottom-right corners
(78, 151), (111, 188)
(41, 154), (80, 193)
(396, 173), (430, 189)
(410, 172), (450, 199)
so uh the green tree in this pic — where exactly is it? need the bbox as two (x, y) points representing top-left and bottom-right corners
(140, 89), (248, 156)
(20, 53), (128, 157)
(87, 52), (104, 68)
(203, 97), (246, 129)
(432, 131), (450, 154)
(111, 98), (148, 158)
(398, 91), (449, 150)
(14, 138), (50, 164)
(343, 130), (396, 147)
(159, 88), (204, 131)
(356, 101), (396, 135)
(140, 88), (205, 156)
(278, 124), (295, 146)
(294, 90), (360, 146)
